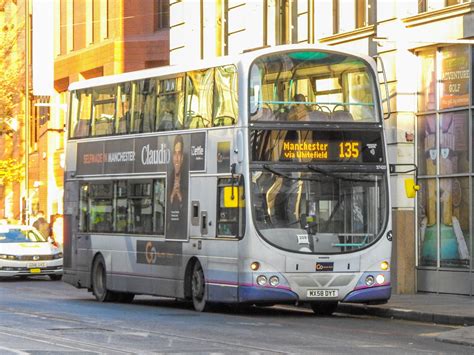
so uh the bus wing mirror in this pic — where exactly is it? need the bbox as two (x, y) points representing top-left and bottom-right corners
(404, 178), (420, 199)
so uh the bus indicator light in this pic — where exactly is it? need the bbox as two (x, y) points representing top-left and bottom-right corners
(250, 262), (260, 271)
(380, 261), (389, 271)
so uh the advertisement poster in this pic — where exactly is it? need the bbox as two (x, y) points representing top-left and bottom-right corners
(166, 134), (189, 240)
(440, 46), (469, 109)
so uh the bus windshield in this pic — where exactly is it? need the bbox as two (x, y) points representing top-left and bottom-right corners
(249, 50), (377, 122)
(251, 169), (387, 254)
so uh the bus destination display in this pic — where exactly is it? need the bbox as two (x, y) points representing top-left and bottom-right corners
(251, 129), (383, 163)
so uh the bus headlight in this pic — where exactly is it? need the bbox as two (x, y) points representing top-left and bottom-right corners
(269, 276), (279, 287)
(365, 275), (375, 287)
(380, 261), (389, 270)
(256, 275), (267, 286)
(376, 274), (385, 285)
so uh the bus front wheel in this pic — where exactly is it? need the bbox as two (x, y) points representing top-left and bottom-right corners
(191, 261), (208, 312)
(91, 255), (117, 302)
(310, 302), (338, 316)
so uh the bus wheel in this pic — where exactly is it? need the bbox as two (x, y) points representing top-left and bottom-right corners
(310, 302), (338, 316)
(91, 255), (117, 302)
(49, 274), (62, 281)
(191, 262), (208, 312)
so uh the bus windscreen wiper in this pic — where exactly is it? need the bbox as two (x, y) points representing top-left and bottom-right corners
(263, 165), (321, 182)
(308, 164), (376, 183)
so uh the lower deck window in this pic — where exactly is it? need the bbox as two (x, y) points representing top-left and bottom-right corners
(79, 179), (165, 235)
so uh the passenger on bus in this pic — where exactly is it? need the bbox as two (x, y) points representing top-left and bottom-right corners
(288, 94), (309, 121)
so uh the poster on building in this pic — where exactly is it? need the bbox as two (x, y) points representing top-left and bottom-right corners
(440, 46), (469, 109)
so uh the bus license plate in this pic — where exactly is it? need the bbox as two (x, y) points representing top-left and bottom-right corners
(307, 289), (338, 298)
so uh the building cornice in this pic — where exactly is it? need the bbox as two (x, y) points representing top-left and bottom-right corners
(318, 25), (375, 46)
(402, 2), (474, 28)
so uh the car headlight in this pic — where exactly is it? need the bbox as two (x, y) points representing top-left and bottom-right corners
(53, 252), (63, 259)
(0, 254), (18, 260)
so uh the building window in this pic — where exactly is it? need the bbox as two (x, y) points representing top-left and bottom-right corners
(334, 0), (368, 34)
(416, 45), (472, 270)
(155, 0), (170, 30)
(419, 0), (468, 13)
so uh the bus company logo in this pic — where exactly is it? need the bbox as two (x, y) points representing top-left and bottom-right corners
(315, 262), (334, 272)
(141, 143), (170, 166)
(145, 241), (158, 264)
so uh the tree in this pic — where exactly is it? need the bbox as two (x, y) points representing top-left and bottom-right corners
(0, 0), (25, 188)
(0, 158), (23, 184)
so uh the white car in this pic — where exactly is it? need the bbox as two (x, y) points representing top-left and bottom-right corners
(0, 224), (63, 280)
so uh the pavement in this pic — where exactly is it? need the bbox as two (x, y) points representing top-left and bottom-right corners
(338, 293), (474, 347)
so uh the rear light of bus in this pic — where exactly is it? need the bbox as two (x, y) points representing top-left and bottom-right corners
(256, 275), (267, 286)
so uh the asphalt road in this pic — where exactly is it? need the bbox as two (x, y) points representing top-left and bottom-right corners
(0, 277), (471, 354)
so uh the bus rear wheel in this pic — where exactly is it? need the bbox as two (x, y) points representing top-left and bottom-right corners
(191, 261), (208, 312)
(91, 255), (117, 302)
(310, 302), (338, 316)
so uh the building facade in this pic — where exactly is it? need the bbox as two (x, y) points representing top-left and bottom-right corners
(33, 0), (170, 224)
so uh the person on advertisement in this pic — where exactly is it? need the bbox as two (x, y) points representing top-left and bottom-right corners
(166, 134), (188, 239)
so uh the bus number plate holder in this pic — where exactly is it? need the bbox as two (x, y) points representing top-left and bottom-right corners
(307, 289), (338, 298)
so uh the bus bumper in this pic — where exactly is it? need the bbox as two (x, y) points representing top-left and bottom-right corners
(238, 285), (299, 304)
(342, 285), (391, 303)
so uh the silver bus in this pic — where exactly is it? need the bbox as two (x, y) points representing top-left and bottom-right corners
(63, 44), (392, 315)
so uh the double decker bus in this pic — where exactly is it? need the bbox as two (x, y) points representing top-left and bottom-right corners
(63, 45), (391, 314)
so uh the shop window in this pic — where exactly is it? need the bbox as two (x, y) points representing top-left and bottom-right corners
(439, 111), (469, 175)
(417, 115), (437, 177)
(418, 178), (437, 267)
(439, 177), (470, 268)
(417, 50), (436, 112)
(439, 45), (469, 110)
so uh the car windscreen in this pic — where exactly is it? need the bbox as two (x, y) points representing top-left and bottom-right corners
(0, 228), (46, 243)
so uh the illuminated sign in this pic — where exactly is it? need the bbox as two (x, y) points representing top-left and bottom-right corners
(251, 129), (383, 163)
(282, 140), (361, 161)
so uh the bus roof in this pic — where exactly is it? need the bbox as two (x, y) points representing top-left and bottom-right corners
(68, 44), (376, 92)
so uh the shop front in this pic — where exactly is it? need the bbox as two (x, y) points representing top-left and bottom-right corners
(416, 44), (473, 295)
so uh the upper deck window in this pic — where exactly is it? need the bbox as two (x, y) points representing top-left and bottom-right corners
(249, 51), (377, 123)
